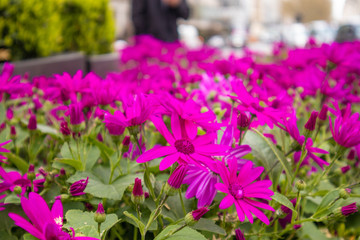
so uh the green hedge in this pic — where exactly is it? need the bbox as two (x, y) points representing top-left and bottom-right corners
(0, 0), (115, 61)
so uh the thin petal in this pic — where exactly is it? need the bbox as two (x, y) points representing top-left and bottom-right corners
(219, 195), (234, 209)
(171, 113), (182, 139)
(215, 183), (229, 194)
(137, 146), (176, 163)
(159, 152), (180, 171)
(8, 213), (44, 240)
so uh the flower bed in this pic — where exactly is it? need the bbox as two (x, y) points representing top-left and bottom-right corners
(0, 35), (359, 239)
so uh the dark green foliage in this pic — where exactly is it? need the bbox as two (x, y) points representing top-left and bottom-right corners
(0, 0), (115, 60)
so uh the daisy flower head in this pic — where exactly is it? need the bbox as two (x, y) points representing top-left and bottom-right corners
(215, 159), (275, 225)
(137, 113), (229, 170)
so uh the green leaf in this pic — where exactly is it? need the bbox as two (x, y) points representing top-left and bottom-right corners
(243, 130), (292, 189)
(55, 158), (83, 170)
(64, 209), (118, 237)
(4, 193), (20, 204)
(37, 124), (59, 137)
(123, 208), (157, 231)
(272, 192), (296, 213)
(298, 222), (335, 240)
(154, 225), (207, 240)
(313, 189), (340, 218)
(2, 152), (29, 174)
(84, 146), (100, 171)
(74, 226), (99, 238)
(192, 218), (226, 235)
(123, 211), (145, 235)
(67, 172), (141, 200)
(88, 136), (115, 157)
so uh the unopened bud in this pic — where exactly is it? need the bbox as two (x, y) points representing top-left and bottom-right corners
(295, 180), (306, 191)
(339, 188), (351, 199)
(237, 112), (250, 131)
(14, 186), (22, 195)
(185, 207), (209, 226)
(94, 202), (106, 223)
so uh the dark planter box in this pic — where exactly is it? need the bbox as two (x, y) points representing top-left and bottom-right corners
(1, 52), (120, 79)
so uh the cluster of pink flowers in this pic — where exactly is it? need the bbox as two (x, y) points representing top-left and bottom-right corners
(0, 35), (360, 239)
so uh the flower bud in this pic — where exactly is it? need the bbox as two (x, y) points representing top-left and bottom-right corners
(128, 125), (140, 136)
(185, 207), (209, 226)
(69, 103), (84, 126)
(28, 115), (37, 130)
(237, 112), (250, 131)
(304, 111), (318, 131)
(60, 121), (71, 140)
(293, 224), (302, 230)
(94, 202), (106, 223)
(235, 228), (245, 240)
(10, 126), (16, 138)
(69, 177), (89, 196)
(27, 164), (36, 181)
(295, 180), (306, 191)
(122, 136), (131, 152)
(339, 188), (351, 199)
(165, 164), (188, 196)
(340, 165), (350, 174)
(347, 149), (355, 160)
(14, 185), (22, 195)
(318, 104), (328, 122)
(131, 178), (144, 205)
(340, 203), (357, 216)
(97, 133), (103, 142)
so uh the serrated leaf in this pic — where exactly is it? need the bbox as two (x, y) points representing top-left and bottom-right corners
(154, 225), (207, 240)
(55, 158), (83, 170)
(243, 130), (292, 189)
(64, 209), (118, 236)
(2, 152), (29, 174)
(192, 218), (226, 235)
(67, 171), (141, 200)
(272, 192), (296, 213)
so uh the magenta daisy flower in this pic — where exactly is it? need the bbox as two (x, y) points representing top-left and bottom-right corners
(137, 113), (229, 170)
(215, 159), (275, 225)
(103, 94), (154, 131)
(183, 163), (220, 207)
(9, 193), (99, 240)
(329, 105), (360, 148)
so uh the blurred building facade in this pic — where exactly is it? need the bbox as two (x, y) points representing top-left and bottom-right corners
(110, 0), (360, 39)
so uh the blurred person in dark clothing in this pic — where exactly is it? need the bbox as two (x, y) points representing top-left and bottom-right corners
(132, 0), (190, 42)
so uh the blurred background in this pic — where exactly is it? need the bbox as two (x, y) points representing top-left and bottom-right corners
(1, 0), (360, 75)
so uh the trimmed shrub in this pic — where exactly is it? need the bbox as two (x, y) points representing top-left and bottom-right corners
(0, 0), (115, 61)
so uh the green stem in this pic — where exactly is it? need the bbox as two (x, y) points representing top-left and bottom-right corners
(309, 149), (344, 192)
(164, 224), (186, 238)
(178, 188), (186, 216)
(133, 225), (138, 240)
(145, 195), (169, 230)
(292, 148), (307, 183)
